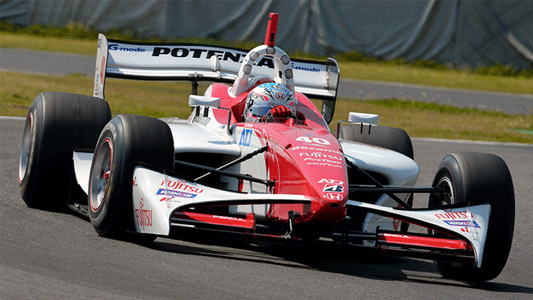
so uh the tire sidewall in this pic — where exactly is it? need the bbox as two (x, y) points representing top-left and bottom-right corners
(19, 100), (43, 204)
(89, 117), (130, 236)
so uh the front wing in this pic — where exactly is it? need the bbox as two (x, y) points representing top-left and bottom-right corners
(132, 165), (490, 268)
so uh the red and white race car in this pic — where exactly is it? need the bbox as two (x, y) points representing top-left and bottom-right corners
(19, 14), (514, 282)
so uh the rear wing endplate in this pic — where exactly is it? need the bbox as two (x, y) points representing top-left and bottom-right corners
(93, 34), (340, 123)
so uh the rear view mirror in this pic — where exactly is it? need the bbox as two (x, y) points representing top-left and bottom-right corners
(189, 95), (221, 108)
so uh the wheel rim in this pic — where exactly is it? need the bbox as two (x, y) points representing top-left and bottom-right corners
(429, 176), (455, 236)
(19, 113), (33, 183)
(90, 138), (113, 212)
(434, 176), (455, 206)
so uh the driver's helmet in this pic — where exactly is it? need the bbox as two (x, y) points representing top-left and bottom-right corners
(243, 83), (296, 122)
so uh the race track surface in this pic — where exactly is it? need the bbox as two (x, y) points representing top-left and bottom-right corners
(1, 116), (532, 300)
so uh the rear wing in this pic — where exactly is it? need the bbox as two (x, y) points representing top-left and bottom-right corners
(93, 34), (340, 123)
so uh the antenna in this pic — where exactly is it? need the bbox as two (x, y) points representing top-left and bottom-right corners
(264, 13), (278, 47)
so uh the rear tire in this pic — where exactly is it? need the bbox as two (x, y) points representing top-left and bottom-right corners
(429, 152), (515, 282)
(88, 115), (174, 239)
(19, 92), (111, 209)
(338, 124), (413, 159)
(340, 124), (414, 231)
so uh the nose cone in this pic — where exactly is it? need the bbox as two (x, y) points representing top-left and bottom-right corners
(290, 145), (348, 221)
(270, 127), (348, 223)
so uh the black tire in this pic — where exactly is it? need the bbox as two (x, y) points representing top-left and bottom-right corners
(88, 114), (174, 238)
(19, 92), (111, 209)
(428, 152), (515, 282)
(338, 124), (413, 159)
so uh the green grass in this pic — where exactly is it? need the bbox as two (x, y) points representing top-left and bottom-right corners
(0, 71), (195, 118)
(2, 71), (532, 144)
(340, 62), (533, 95)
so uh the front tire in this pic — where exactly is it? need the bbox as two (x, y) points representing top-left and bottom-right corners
(88, 115), (174, 238)
(19, 92), (111, 209)
(429, 152), (515, 282)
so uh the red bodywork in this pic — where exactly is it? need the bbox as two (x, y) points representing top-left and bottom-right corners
(209, 82), (348, 224)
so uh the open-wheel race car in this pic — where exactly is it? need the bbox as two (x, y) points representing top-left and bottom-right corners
(19, 14), (515, 282)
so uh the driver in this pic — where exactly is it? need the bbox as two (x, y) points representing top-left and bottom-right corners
(243, 83), (296, 122)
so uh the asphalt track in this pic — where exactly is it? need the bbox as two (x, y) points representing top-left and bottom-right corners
(1, 116), (532, 299)
(1, 48), (533, 299)
(1, 48), (533, 115)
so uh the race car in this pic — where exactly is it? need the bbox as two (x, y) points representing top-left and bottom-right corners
(18, 13), (514, 282)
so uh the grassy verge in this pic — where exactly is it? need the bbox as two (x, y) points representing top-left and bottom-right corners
(0, 71), (194, 118)
(2, 71), (531, 143)
(2, 32), (533, 95)
(1, 33), (98, 56)
(340, 63), (533, 95)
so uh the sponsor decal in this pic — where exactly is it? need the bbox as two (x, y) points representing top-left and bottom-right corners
(291, 63), (321, 72)
(299, 152), (342, 161)
(307, 162), (342, 168)
(239, 128), (253, 147)
(318, 179), (344, 185)
(274, 91), (286, 101)
(151, 47), (275, 68)
(435, 211), (474, 220)
(303, 158), (341, 165)
(99, 56), (106, 84)
(156, 189), (197, 199)
(324, 193), (344, 200)
(436, 210), (479, 233)
(161, 179), (204, 194)
(291, 146), (342, 155)
(109, 44), (146, 52)
(323, 184), (344, 193)
(299, 151), (343, 167)
(444, 220), (481, 228)
(135, 198), (152, 229)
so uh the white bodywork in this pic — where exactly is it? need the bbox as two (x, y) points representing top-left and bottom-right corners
(341, 140), (419, 234)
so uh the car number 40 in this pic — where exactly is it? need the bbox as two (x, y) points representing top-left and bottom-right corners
(296, 136), (330, 145)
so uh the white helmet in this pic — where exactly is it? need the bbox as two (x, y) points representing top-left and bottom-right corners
(243, 83), (296, 122)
